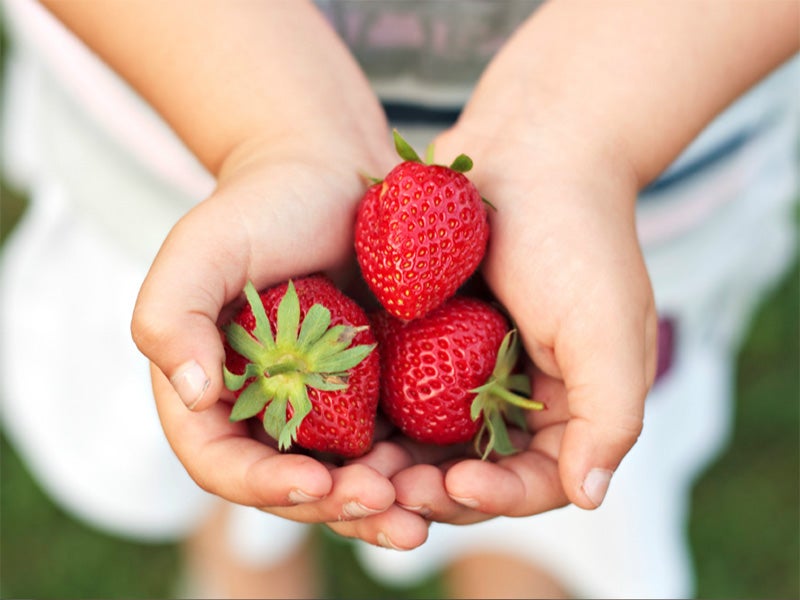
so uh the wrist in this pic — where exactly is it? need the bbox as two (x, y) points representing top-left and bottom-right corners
(216, 121), (395, 196)
(436, 110), (640, 216)
(445, 0), (799, 195)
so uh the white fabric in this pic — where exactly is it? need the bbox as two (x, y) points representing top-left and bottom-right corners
(0, 0), (797, 595)
(1, 0), (214, 201)
(0, 182), (215, 541)
(0, 14), (215, 541)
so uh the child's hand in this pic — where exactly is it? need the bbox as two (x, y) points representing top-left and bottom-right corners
(381, 0), (800, 523)
(131, 145), (429, 549)
(387, 121), (658, 523)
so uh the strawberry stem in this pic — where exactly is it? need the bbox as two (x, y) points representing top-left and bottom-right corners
(488, 385), (544, 411)
(392, 128), (476, 175)
(425, 142), (435, 164)
(469, 329), (544, 459)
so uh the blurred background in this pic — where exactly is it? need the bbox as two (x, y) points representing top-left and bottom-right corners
(1, 9), (798, 600)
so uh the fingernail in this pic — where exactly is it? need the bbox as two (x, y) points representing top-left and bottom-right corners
(397, 503), (432, 517)
(582, 468), (613, 507)
(288, 489), (322, 504)
(170, 360), (209, 410)
(448, 495), (480, 509)
(377, 532), (405, 551)
(341, 501), (381, 519)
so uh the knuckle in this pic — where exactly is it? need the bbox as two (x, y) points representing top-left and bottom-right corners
(130, 301), (170, 354)
(612, 413), (644, 449)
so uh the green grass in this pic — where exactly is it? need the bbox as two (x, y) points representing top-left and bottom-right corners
(2, 179), (798, 598)
(0, 430), (181, 598)
(689, 259), (800, 599)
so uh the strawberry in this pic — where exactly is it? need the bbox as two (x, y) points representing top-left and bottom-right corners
(223, 275), (379, 458)
(374, 297), (543, 458)
(355, 130), (490, 320)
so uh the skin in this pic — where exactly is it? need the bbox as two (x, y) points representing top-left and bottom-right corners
(389, 0), (800, 525)
(44, 0), (799, 571)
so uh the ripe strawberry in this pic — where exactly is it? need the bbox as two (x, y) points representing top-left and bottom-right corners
(223, 275), (379, 458)
(355, 130), (490, 320)
(374, 297), (543, 458)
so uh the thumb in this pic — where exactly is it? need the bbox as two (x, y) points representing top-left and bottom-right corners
(131, 202), (244, 412)
(131, 163), (363, 412)
(557, 301), (658, 510)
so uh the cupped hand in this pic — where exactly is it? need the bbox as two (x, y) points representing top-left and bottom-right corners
(131, 139), (430, 549)
(389, 122), (658, 524)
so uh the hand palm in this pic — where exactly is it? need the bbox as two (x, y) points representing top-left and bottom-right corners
(144, 152), (430, 548)
(386, 159), (658, 524)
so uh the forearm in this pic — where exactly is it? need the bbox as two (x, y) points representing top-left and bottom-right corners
(455, 0), (799, 189)
(41, 0), (388, 175)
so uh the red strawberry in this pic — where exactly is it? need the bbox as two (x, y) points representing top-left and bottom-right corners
(355, 130), (490, 320)
(375, 297), (543, 457)
(223, 275), (379, 458)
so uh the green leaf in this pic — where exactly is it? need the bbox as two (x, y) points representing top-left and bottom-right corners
(279, 384), (313, 451)
(305, 324), (350, 362)
(482, 196), (497, 211)
(243, 280), (275, 349)
(297, 303), (332, 350)
(314, 343), (375, 373)
(262, 390), (288, 442)
(224, 322), (265, 363)
(482, 410), (518, 459)
(359, 170), (383, 185)
(393, 129), (422, 163)
(492, 330), (519, 380)
(470, 393), (486, 421)
(449, 153), (473, 173)
(229, 381), (269, 422)
(506, 373), (532, 396)
(223, 363), (262, 392)
(304, 372), (350, 392)
(276, 280), (301, 348)
(504, 404), (529, 431)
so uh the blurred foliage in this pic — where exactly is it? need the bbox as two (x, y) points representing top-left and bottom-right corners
(0, 430), (181, 599)
(0, 179), (27, 241)
(690, 255), (799, 599)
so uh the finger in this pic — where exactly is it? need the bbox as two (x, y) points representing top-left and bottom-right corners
(443, 423), (569, 516)
(389, 433), (474, 466)
(132, 200), (252, 412)
(347, 440), (417, 478)
(556, 298), (657, 509)
(132, 169), (359, 412)
(152, 364), (335, 506)
(326, 504), (430, 551)
(269, 463), (396, 523)
(392, 464), (489, 525)
(527, 364), (570, 431)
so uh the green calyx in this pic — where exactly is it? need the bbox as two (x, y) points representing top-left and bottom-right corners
(223, 280), (376, 451)
(470, 329), (544, 460)
(392, 128), (473, 173)
(392, 129), (495, 211)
